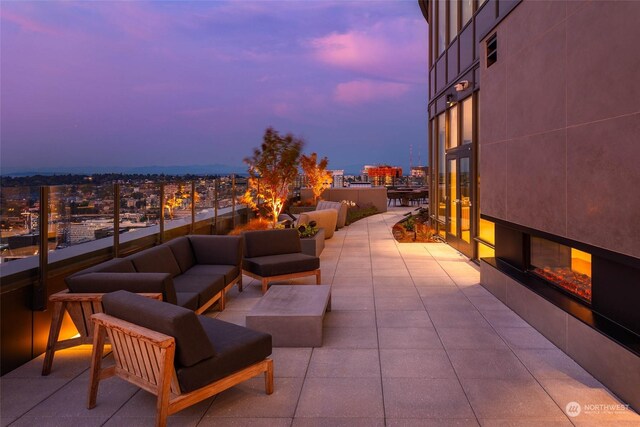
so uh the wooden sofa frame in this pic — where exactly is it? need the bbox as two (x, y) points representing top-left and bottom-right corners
(87, 312), (273, 427)
(242, 269), (321, 294)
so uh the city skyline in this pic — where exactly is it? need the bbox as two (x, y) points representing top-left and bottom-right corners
(1, 1), (429, 175)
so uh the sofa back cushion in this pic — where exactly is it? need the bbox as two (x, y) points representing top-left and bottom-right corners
(189, 235), (242, 266)
(69, 258), (136, 278)
(103, 290), (216, 367)
(65, 272), (178, 305)
(166, 237), (196, 273)
(316, 200), (341, 211)
(129, 246), (182, 278)
(242, 229), (301, 258)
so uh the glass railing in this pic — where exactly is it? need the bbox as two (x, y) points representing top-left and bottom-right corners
(0, 176), (249, 280)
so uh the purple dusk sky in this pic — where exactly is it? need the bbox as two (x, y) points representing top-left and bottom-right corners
(1, 1), (428, 175)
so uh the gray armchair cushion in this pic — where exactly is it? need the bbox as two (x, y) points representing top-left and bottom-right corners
(242, 229), (301, 258)
(173, 274), (225, 307)
(189, 235), (243, 266)
(102, 291), (216, 367)
(129, 246), (182, 278)
(176, 292), (199, 310)
(184, 264), (239, 285)
(176, 316), (271, 393)
(166, 237), (196, 273)
(243, 253), (319, 277)
(69, 258), (136, 276)
(65, 272), (178, 305)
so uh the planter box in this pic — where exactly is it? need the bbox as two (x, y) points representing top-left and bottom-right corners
(300, 228), (325, 257)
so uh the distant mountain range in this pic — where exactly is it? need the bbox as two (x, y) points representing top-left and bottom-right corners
(1, 164), (247, 177)
(1, 163), (366, 177)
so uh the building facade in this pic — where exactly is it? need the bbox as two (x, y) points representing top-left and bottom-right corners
(420, 0), (640, 410)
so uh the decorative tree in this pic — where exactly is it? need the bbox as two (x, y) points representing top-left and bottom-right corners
(300, 152), (332, 204)
(243, 127), (304, 227)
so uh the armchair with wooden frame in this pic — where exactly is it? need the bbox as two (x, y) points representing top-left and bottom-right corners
(88, 290), (273, 427)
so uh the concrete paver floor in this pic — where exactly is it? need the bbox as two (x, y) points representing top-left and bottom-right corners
(2, 208), (639, 426)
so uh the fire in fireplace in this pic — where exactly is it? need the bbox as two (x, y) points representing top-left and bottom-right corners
(529, 237), (592, 303)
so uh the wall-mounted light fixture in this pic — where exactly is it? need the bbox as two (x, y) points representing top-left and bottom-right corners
(454, 80), (470, 92)
(446, 94), (457, 107)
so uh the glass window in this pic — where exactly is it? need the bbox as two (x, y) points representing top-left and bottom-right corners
(462, 0), (473, 26)
(462, 97), (473, 144)
(478, 241), (495, 259)
(447, 105), (458, 150)
(478, 218), (495, 245)
(449, 0), (458, 43)
(438, 0), (446, 56)
(437, 113), (446, 222)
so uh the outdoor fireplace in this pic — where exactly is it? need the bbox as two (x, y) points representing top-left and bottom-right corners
(529, 237), (592, 303)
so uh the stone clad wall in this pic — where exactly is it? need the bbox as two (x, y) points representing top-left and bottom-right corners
(479, 0), (640, 259)
(300, 187), (388, 213)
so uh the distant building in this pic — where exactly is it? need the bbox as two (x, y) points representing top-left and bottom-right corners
(329, 170), (344, 188)
(363, 165), (403, 186)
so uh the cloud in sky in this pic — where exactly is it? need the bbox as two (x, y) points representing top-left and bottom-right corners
(0, 1), (428, 173)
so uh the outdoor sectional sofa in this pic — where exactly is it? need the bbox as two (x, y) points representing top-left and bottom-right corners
(42, 235), (243, 375)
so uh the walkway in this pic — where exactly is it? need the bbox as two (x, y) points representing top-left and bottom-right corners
(2, 208), (638, 426)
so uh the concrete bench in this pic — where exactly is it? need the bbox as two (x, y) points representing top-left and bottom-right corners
(246, 285), (331, 347)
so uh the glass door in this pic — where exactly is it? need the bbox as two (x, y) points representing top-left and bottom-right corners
(445, 148), (473, 257)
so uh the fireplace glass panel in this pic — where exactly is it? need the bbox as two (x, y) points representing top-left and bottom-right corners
(530, 236), (592, 303)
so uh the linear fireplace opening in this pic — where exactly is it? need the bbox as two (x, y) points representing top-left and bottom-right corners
(529, 236), (592, 303)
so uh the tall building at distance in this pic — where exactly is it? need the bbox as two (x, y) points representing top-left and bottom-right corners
(419, 0), (640, 410)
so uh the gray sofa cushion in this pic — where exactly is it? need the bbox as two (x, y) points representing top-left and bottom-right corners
(184, 264), (239, 285)
(176, 316), (271, 393)
(189, 235), (242, 266)
(129, 246), (182, 278)
(102, 291), (216, 367)
(173, 274), (225, 307)
(242, 229), (301, 258)
(69, 258), (136, 277)
(176, 292), (199, 311)
(166, 237), (196, 273)
(65, 272), (178, 305)
(243, 253), (319, 277)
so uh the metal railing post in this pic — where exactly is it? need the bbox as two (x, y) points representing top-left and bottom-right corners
(232, 174), (236, 229)
(214, 178), (219, 235)
(113, 183), (120, 257)
(34, 186), (49, 311)
(191, 181), (196, 234)
(159, 183), (165, 243)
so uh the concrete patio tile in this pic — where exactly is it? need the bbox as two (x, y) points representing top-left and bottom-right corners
(421, 295), (476, 311)
(412, 276), (458, 287)
(11, 416), (120, 427)
(4, 347), (92, 380)
(292, 417), (385, 427)
(204, 377), (303, 418)
(428, 309), (490, 329)
(467, 295), (508, 311)
(460, 285), (494, 298)
(324, 310), (376, 328)
(22, 373), (139, 419)
(375, 296), (425, 311)
(112, 387), (213, 418)
(495, 327), (558, 350)
(538, 377), (640, 423)
(330, 286), (374, 297)
(271, 348), (312, 378)
(382, 378), (475, 419)
(380, 349), (456, 378)
(331, 277), (373, 286)
(376, 310), (433, 328)
(295, 377), (384, 418)
(416, 286), (465, 298)
(371, 269), (411, 278)
(461, 378), (566, 419)
(307, 348), (380, 378)
(331, 296), (374, 311)
(437, 327), (509, 350)
(476, 418), (572, 426)
(198, 417), (292, 427)
(408, 268), (452, 279)
(512, 348), (592, 381)
(378, 327), (443, 349)
(481, 310), (531, 329)
(0, 378), (70, 425)
(386, 418), (480, 426)
(373, 276), (415, 287)
(451, 276), (482, 287)
(448, 349), (533, 380)
(373, 286), (419, 297)
(323, 327), (378, 348)
(333, 268), (372, 278)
